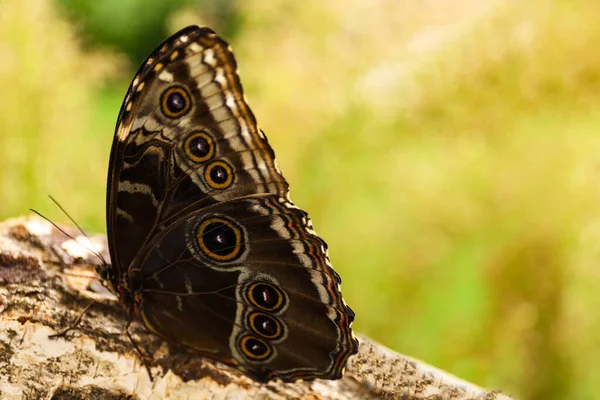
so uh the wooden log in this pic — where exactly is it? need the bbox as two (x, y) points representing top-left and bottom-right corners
(0, 216), (513, 399)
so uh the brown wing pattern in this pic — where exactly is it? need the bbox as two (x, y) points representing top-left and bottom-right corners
(106, 26), (357, 381)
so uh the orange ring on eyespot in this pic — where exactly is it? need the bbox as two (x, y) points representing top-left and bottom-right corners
(184, 131), (214, 163)
(160, 85), (191, 118)
(239, 335), (272, 361)
(247, 312), (283, 340)
(246, 282), (285, 312)
(204, 160), (233, 189)
(196, 217), (243, 261)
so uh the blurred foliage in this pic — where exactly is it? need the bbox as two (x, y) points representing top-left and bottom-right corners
(56, 0), (191, 63)
(2, 0), (600, 399)
(0, 0), (120, 233)
(56, 0), (241, 64)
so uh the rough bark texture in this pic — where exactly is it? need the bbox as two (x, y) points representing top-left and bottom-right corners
(0, 216), (514, 400)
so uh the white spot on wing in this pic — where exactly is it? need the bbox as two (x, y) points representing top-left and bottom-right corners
(225, 93), (237, 111)
(119, 180), (159, 206)
(203, 48), (216, 67)
(256, 159), (268, 175)
(185, 275), (193, 294)
(116, 208), (134, 222)
(117, 123), (131, 142)
(158, 70), (174, 82)
(291, 241), (312, 269)
(214, 68), (227, 86)
(240, 151), (260, 182)
(250, 202), (270, 216)
(271, 215), (291, 239)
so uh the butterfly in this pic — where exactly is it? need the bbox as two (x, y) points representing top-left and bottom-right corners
(102, 25), (358, 382)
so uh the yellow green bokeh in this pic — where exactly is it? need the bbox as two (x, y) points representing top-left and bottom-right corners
(1, 1), (600, 399)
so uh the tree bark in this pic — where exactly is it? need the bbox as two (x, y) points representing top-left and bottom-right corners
(0, 216), (514, 400)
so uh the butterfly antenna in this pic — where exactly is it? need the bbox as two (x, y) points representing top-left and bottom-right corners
(30, 197), (107, 266)
(48, 195), (107, 266)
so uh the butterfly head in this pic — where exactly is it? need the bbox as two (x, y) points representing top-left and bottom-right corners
(96, 261), (137, 314)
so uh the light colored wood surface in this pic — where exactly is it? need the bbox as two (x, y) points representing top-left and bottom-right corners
(0, 216), (514, 399)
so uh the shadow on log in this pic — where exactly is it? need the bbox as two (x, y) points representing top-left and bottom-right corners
(0, 216), (513, 400)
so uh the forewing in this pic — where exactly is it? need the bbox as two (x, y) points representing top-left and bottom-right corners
(107, 26), (288, 274)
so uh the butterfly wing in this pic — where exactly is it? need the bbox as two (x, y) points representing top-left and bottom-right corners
(106, 26), (358, 381)
(135, 195), (356, 381)
(107, 26), (287, 273)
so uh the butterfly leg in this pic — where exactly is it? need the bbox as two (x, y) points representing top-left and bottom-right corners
(48, 302), (94, 338)
(125, 317), (154, 379)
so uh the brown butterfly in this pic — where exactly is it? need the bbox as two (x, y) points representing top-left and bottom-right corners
(102, 25), (358, 382)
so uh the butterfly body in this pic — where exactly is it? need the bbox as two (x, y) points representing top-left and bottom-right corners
(105, 26), (358, 382)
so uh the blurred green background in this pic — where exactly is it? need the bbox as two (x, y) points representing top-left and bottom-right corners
(2, 0), (600, 398)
